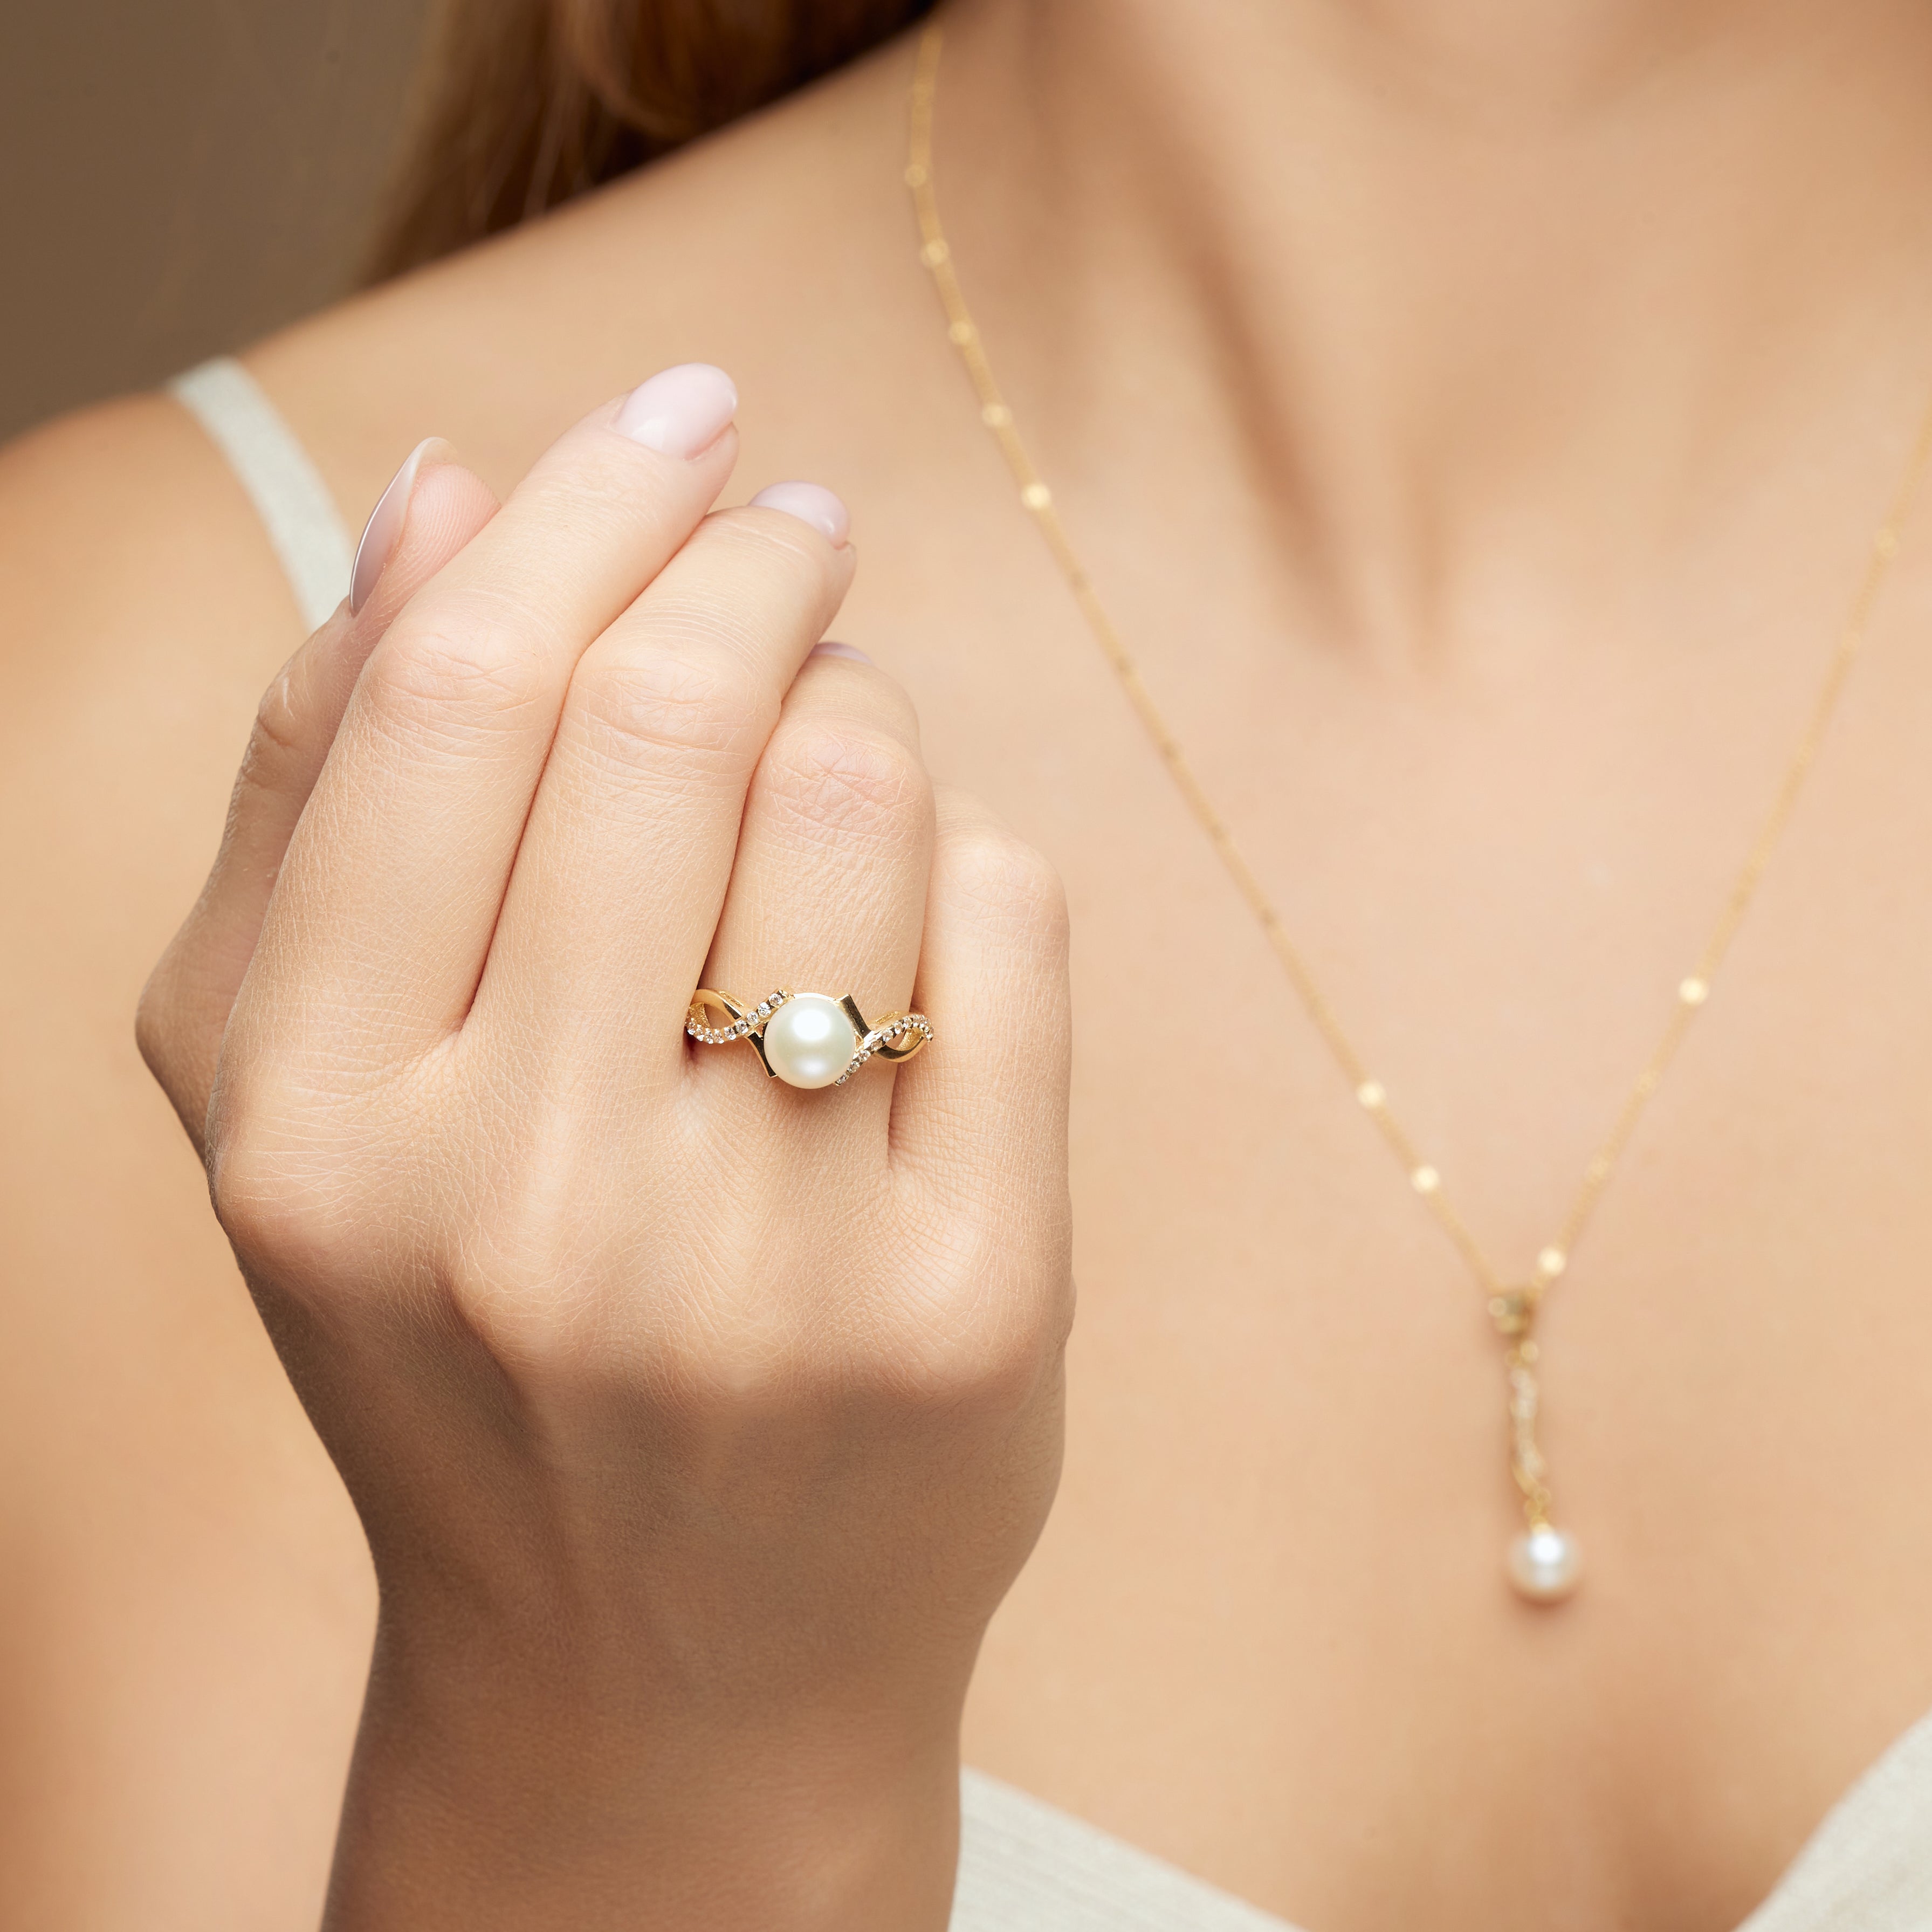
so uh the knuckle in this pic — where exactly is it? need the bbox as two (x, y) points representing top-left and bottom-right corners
(567, 645), (768, 776)
(648, 514), (839, 646)
(643, 1264), (1058, 1428)
(204, 1122), (355, 1284)
(524, 438), (665, 533)
(861, 1220), (1071, 1416)
(761, 722), (930, 842)
(655, 1323), (803, 1420)
(248, 662), (308, 767)
(135, 950), (224, 1153)
(133, 962), (184, 1092)
(944, 828), (1068, 939)
(882, 1278), (1065, 1417)
(362, 603), (545, 737)
(707, 507), (841, 599)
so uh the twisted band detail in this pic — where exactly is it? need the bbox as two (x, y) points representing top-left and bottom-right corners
(687, 988), (933, 1089)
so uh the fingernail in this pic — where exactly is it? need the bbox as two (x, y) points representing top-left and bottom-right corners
(614, 363), (738, 458)
(750, 480), (850, 547)
(350, 437), (440, 614)
(810, 640), (872, 664)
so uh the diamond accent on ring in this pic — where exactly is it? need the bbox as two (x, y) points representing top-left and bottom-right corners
(686, 988), (933, 1087)
(685, 987), (795, 1046)
(835, 1012), (935, 1084)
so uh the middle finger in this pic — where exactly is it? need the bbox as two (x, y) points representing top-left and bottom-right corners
(470, 487), (863, 1089)
(693, 637), (933, 1130)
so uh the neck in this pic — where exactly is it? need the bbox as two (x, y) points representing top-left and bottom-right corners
(936, 0), (1932, 662)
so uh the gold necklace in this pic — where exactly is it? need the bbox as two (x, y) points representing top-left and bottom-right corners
(906, 18), (1932, 1602)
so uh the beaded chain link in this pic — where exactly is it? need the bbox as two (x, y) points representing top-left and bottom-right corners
(905, 18), (1932, 1596)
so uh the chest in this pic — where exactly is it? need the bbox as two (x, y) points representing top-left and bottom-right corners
(841, 512), (1932, 1930)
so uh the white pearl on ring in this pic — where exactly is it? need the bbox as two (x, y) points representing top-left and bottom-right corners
(760, 994), (859, 1089)
(1507, 1523), (1583, 1604)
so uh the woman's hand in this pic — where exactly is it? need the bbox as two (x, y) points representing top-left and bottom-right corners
(136, 366), (1072, 1931)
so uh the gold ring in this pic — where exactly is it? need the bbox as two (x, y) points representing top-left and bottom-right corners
(686, 988), (932, 1089)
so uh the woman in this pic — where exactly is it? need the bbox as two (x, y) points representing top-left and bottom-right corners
(4, 0), (1932, 1925)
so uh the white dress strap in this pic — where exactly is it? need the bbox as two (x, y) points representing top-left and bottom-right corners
(168, 356), (353, 631)
(953, 1771), (1302, 1931)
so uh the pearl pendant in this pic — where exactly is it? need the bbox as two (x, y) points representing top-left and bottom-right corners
(759, 993), (860, 1089)
(1507, 1523), (1582, 1604)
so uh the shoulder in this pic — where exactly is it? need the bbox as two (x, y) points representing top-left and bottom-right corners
(244, 32), (939, 525)
(0, 391), (306, 1174)
(0, 388), (311, 676)
(0, 392), (314, 974)
(0, 386), (310, 991)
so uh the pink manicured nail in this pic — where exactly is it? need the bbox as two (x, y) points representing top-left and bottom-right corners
(751, 481), (850, 547)
(350, 437), (439, 613)
(810, 640), (872, 664)
(614, 363), (738, 458)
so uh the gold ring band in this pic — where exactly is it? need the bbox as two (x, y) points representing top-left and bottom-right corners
(687, 988), (932, 1089)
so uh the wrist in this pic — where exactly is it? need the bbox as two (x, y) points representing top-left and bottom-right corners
(323, 1612), (967, 1931)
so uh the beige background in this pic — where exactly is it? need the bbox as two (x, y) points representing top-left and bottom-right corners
(0, 0), (431, 444)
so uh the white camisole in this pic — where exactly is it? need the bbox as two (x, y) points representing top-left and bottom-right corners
(169, 355), (1932, 1932)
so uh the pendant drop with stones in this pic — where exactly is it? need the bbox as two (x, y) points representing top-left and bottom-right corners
(1507, 1523), (1583, 1604)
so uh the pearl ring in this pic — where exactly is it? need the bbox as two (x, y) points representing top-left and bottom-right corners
(687, 987), (933, 1090)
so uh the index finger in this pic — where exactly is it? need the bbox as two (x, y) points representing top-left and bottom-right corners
(232, 366), (742, 1082)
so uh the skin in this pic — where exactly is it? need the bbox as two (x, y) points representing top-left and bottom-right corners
(5, 0), (1932, 1926)
(136, 401), (1072, 1928)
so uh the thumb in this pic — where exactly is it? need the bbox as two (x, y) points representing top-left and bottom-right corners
(137, 443), (499, 1154)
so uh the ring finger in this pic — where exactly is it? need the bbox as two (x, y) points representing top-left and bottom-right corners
(469, 487), (898, 1104)
(693, 636), (934, 1137)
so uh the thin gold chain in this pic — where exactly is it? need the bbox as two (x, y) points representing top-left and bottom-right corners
(906, 19), (1932, 1538)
